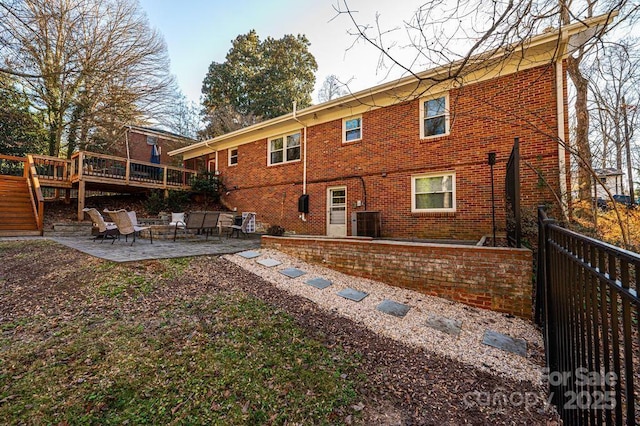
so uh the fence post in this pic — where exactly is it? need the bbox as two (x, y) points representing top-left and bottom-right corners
(535, 206), (547, 326)
(537, 206), (561, 408)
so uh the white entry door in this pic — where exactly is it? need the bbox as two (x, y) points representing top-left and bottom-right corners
(327, 186), (347, 237)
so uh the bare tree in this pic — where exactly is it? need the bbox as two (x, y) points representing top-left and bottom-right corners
(0, 0), (177, 157)
(318, 74), (348, 103)
(162, 94), (201, 140)
(589, 39), (640, 197)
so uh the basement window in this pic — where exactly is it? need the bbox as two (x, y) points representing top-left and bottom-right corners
(411, 172), (456, 212)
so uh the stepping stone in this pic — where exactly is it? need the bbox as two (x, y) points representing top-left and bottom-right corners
(256, 258), (281, 267)
(425, 314), (462, 336)
(337, 288), (369, 302)
(482, 329), (527, 357)
(237, 250), (260, 259)
(280, 268), (306, 278)
(376, 300), (411, 318)
(305, 277), (332, 289)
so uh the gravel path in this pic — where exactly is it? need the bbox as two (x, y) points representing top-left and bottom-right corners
(225, 248), (545, 385)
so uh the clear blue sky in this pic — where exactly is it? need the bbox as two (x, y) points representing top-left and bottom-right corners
(138, 0), (425, 105)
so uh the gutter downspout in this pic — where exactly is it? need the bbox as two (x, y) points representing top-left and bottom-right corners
(203, 140), (216, 174)
(556, 31), (569, 222)
(293, 101), (308, 222)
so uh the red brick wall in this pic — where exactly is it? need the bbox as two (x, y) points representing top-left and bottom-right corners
(220, 64), (563, 240)
(262, 236), (533, 319)
(114, 130), (189, 167)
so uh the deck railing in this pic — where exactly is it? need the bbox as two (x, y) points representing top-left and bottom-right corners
(31, 154), (71, 182)
(71, 151), (197, 188)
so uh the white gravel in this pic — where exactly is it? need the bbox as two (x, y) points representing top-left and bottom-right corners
(224, 248), (545, 385)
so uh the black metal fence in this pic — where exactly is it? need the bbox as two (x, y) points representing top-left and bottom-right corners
(537, 207), (639, 425)
(505, 138), (521, 247)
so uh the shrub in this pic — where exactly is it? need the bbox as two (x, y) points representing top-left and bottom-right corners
(190, 173), (224, 207)
(166, 190), (189, 212)
(143, 191), (166, 216)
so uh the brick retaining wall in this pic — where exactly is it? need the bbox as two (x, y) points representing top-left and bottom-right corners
(262, 236), (533, 319)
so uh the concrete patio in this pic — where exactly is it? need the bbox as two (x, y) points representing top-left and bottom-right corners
(47, 233), (261, 262)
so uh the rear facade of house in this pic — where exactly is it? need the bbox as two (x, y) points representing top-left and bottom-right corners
(169, 19), (615, 241)
(217, 66), (566, 240)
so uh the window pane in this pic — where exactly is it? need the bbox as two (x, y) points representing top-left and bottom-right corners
(345, 129), (361, 141)
(424, 116), (445, 136)
(414, 174), (454, 210)
(286, 146), (300, 161)
(415, 176), (442, 193)
(425, 97), (445, 117)
(345, 118), (361, 131)
(271, 137), (283, 150)
(286, 133), (300, 147)
(270, 151), (283, 164)
(416, 193), (446, 209)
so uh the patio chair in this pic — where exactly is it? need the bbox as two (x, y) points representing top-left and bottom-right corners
(201, 211), (221, 240)
(218, 213), (235, 238)
(228, 212), (255, 238)
(127, 210), (139, 226)
(82, 207), (118, 242)
(173, 211), (206, 241)
(105, 209), (153, 245)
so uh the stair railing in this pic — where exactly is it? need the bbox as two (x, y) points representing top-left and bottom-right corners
(0, 154), (26, 177)
(26, 155), (44, 233)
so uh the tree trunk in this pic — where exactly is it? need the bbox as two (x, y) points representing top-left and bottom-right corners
(566, 56), (593, 201)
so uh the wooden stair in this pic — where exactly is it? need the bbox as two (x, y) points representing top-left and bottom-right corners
(0, 176), (41, 236)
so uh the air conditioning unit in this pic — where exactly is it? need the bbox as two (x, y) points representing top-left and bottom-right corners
(351, 211), (381, 238)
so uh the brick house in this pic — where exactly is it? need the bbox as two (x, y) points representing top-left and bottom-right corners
(113, 125), (195, 167)
(170, 16), (611, 241)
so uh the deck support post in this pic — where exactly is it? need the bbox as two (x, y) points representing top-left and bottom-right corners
(77, 180), (86, 221)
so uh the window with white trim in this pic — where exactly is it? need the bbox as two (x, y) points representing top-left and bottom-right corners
(420, 94), (448, 138)
(411, 172), (456, 212)
(228, 147), (238, 166)
(269, 132), (301, 165)
(343, 116), (362, 142)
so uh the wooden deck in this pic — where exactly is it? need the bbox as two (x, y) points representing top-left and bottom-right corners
(2, 152), (198, 223)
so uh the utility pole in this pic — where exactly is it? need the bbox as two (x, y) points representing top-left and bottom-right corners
(622, 97), (635, 204)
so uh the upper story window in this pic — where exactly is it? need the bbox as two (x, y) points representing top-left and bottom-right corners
(411, 172), (456, 213)
(228, 147), (238, 166)
(343, 116), (362, 142)
(269, 132), (301, 165)
(420, 94), (449, 138)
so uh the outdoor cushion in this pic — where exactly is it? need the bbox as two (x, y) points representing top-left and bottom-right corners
(169, 212), (185, 228)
